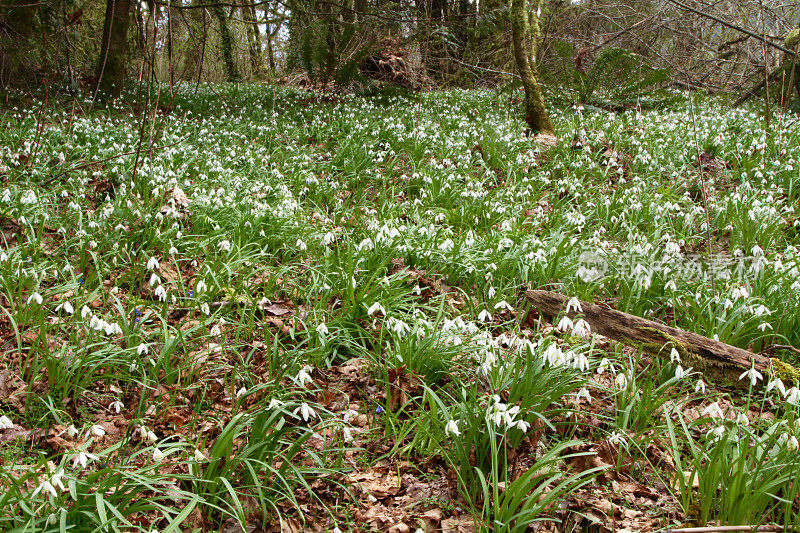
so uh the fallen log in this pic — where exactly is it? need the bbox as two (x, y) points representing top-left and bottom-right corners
(524, 290), (800, 386)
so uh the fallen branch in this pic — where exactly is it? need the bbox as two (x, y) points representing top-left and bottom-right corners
(524, 290), (800, 385)
(669, 526), (787, 533)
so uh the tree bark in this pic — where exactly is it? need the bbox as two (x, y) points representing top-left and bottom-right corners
(510, 0), (553, 134)
(213, 4), (239, 81)
(242, 0), (262, 78)
(97, 0), (132, 98)
(523, 290), (799, 386)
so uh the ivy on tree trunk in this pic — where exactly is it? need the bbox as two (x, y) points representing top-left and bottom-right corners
(510, 0), (553, 134)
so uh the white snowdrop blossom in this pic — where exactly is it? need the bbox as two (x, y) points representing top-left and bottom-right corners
(316, 322), (329, 335)
(294, 402), (317, 421)
(565, 297), (582, 314)
(738, 366), (763, 387)
(557, 315), (574, 332)
(674, 365), (686, 380)
(702, 402), (724, 419)
(218, 240), (232, 252)
(366, 302), (386, 317)
(576, 387), (592, 403)
(147, 257), (160, 270)
(27, 292), (43, 305)
(0, 415), (13, 429)
(152, 448), (165, 462)
(767, 378), (786, 397)
(445, 419), (461, 437)
(295, 365), (314, 387)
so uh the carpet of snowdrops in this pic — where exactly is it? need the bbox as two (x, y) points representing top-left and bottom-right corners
(2, 84), (800, 531)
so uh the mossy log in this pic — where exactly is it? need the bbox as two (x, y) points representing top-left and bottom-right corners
(524, 290), (800, 386)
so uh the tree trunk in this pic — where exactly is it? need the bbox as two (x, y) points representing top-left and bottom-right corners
(97, 0), (132, 98)
(242, 1), (262, 78)
(213, 5), (239, 81)
(1, 0), (40, 87)
(510, 0), (553, 134)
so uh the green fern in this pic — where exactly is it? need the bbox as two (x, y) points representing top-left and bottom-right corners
(543, 43), (670, 106)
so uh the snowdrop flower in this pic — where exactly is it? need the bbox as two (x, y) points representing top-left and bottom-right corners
(27, 292), (43, 305)
(295, 365), (313, 387)
(109, 401), (124, 414)
(343, 426), (354, 442)
(785, 387), (800, 407)
(788, 435), (799, 451)
(268, 398), (285, 410)
(702, 402), (724, 419)
(445, 419), (461, 437)
(316, 322), (329, 335)
(674, 365), (686, 379)
(670, 348), (681, 364)
(0, 415), (13, 429)
(32, 477), (59, 498)
(296, 238), (307, 251)
(735, 412), (749, 426)
(322, 232), (335, 245)
(557, 315), (574, 332)
(571, 319), (590, 337)
(152, 448), (165, 462)
(193, 449), (206, 462)
(572, 352), (590, 372)
(576, 387), (592, 403)
(515, 419), (531, 433)
(59, 424), (78, 437)
(494, 300), (513, 311)
(694, 379), (706, 394)
(154, 285), (167, 301)
(596, 357), (614, 375)
(218, 240), (232, 252)
(210, 324), (222, 337)
(81, 305), (92, 319)
(608, 431), (627, 448)
(137, 343), (149, 355)
(565, 296), (582, 314)
(707, 425), (726, 441)
(196, 280), (207, 293)
(147, 257), (160, 270)
(89, 425), (106, 437)
(146, 430), (158, 443)
(55, 301), (74, 314)
(477, 309), (492, 322)
(366, 302), (385, 317)
(614, 373), (628, 390)
(738, 365), (763, 387)
(200, 302), (210, 315)
(293, 402), (317, 421)
(149, 274), (160, 287)
(72, 450), (99, 469)
(236, 386), (248, 398)
(767, 378), (786, 397)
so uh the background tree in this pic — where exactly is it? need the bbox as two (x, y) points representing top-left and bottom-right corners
(511, 0), (553, 133)
(96, 0), (132, 98)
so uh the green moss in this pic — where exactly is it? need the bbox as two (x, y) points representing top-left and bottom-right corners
(770, 358), (800, 383)
(786, 28), (799, 50)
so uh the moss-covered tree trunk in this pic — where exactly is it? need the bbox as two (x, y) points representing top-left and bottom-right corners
(213, 5), (239, 82)
(510, 0), (553, 134)
(97, 0), (132, 98)
(784, 28), (800, 103)
(1, 0), (40, 87)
